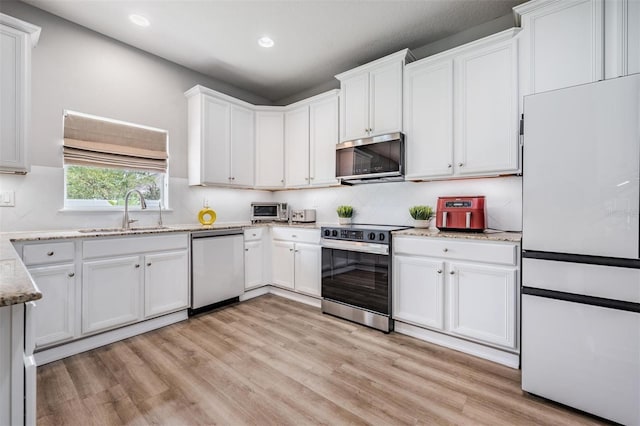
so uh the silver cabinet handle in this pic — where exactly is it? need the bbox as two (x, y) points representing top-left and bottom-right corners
(437, 269), (442, 274)
(292, 235), (297, 238)
(281, 179), (284, 183)
(458, 162), (464, 167)
(289, 248), (294, 252)
(310, 177), (314, 180)
(147, 262), (152, 266)
(450, 270), (455, 275)
(135, 264), (140, 268)
(447, 164), (452, 168)
(252, 233), (257, 237)
(47, 251), (54, 256)
(68, 272), (75, 278)
(465, 211), (471, 229)
(443, 248), (448, 252)
(295, 250), (300, 253)
(245, 248), (249, 251)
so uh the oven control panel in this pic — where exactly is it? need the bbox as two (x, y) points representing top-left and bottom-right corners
(321, 227), (392, 244)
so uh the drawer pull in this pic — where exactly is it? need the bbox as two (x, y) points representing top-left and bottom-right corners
(449, 270), (455, 275)
(437, 269), (442, 274)
(135, 264), (141, 268)
(245, 248), (249, 252)
(289, 248), (294, 252)
(47, 251), (54, 256)
(147, 262), (152, 266)
(443, 248), (448, 253)
(292, 235), (297, 238)
(68, 272), (75, 278)
(252, 233), (257, 237)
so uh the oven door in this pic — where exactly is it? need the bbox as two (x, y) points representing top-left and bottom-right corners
(321, 243), (391, 315)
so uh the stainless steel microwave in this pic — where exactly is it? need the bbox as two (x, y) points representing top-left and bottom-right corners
(335, 132), (405, 184)
(251, 202), (289, 222)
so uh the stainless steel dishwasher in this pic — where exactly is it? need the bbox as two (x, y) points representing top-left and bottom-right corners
(190, 228), (244, 315)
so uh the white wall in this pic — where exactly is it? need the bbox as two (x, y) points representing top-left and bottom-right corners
(274, 176), (522, 232)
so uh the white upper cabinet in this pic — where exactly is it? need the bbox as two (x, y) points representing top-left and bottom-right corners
(454, 35), (519, 175)
(185, 86), (255, 187)
(284, 90), (339, 188)
(604, 0), (640, 77)
(285, 105), (310, 187)
(336, 49), (414, 142)
(255, 109), (285, 189)
(309, 93), (339, 186)
(0, 14), (40, 174)
(515, 0), (604, 95)
(404, 29), (520, 180)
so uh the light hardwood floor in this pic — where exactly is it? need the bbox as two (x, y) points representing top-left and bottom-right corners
(37, 294), (607, 425)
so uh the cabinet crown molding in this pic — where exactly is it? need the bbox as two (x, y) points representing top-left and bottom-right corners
(184, 85), (255, 109)
(0, 13), (41, 46)
(334, 48), (415, 81)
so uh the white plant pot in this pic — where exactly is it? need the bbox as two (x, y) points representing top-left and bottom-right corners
(338, 217), (352, 225)
(413, 219), (432, 229)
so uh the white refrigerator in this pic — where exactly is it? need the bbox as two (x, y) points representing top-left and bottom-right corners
(521, 74), (640, 426)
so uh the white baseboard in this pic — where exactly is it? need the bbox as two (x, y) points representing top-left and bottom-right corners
(268, 286), (321, 308)
(240, 286), (270, 301)
(34, 310), (188, 366)
(394, 321), (520, 369)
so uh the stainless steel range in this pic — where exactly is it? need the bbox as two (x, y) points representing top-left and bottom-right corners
(320, 224), (408, 332)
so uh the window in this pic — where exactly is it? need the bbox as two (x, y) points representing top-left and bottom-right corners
(62, 111), (168, 209)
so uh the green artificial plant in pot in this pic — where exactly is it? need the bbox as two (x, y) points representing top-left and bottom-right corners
(409, 205), (434, 228)
(336, 205), (354, 225)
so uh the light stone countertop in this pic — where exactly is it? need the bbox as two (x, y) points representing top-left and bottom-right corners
(1, 222), (521, 307)
(393, 228), (522, 242)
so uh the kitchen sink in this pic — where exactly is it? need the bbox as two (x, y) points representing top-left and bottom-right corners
(78, 226), (169, 233)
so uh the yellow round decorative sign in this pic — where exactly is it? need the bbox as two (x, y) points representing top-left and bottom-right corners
(198, 208), (216, 226)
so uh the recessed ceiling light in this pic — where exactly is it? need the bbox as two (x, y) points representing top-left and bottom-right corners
(129, 14), (150, 27)
(258, 36), (274, 48)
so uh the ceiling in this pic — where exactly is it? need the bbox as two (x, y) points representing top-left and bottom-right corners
(21, 0), (526, 103)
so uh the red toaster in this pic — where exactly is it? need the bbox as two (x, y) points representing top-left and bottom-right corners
(435, 196), (486, 232)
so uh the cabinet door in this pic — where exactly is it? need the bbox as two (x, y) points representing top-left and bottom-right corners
(244, 240), (264, 290)
(285, 105), (310, 187)
(404, 59), (454, 179)
(448, 262), (517, 349)
(271, 241), (295, 289)
(144, 250), (189, 318)
(255, 111), (285, 188)
(519, 0), (603, 95)
(294, 243), (321, 296)
(0, 25), (28, 172)
(340, 73), (370, 141)
(392, 255), (445, 330)
(309, 94), (339, 186)
(455, 39), (519, 175)
(202, 96), (231, 184)
(82, 256), (142, 334)
(369, 60), (403, 136)
(29, 264), (76, 348)
(230, 104), (255, 186)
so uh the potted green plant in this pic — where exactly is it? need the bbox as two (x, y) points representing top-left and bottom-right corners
(409, 205), (434, 228)
(336, 205), (354, 225)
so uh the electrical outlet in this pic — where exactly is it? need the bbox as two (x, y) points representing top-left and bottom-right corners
(0, 190), (15, 207)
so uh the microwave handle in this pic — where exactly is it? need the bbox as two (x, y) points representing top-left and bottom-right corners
(465, 212), (471, 229)
(442, 211), (447, 227)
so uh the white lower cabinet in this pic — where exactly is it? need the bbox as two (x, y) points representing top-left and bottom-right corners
(144, 251), (189, 318)
(448, 262), (517, 348)
(393, 256), (445, 330)
(244, 240), (264, 289)
(28, 264), (76, 348)
(271, 240), (295, 290)
(393, 235), (520, 355)
(82, 256), (143, 334)
(271, 227), (321, 297)
(293, 242), (321, 296)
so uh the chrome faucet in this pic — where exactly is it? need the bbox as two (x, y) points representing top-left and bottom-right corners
(122, 189), (147, 229)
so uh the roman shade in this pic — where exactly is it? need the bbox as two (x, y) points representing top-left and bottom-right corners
(63, 111), (168, 172)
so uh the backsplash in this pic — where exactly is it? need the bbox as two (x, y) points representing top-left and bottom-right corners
(0, 166), (521, 232)
(274, 176), (522, 231)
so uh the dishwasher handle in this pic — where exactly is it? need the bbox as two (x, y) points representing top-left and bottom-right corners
(191, 228), (244, 239)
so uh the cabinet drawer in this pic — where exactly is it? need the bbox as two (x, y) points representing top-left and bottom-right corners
(271, 227), (320, 244)
(244, 227), (264, 241)
(394, 236), (517, 266)
(83, 233), (189, 259)
(23, 242), (75, 266)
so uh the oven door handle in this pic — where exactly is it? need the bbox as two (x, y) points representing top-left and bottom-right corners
(321, 239), (389, 255)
